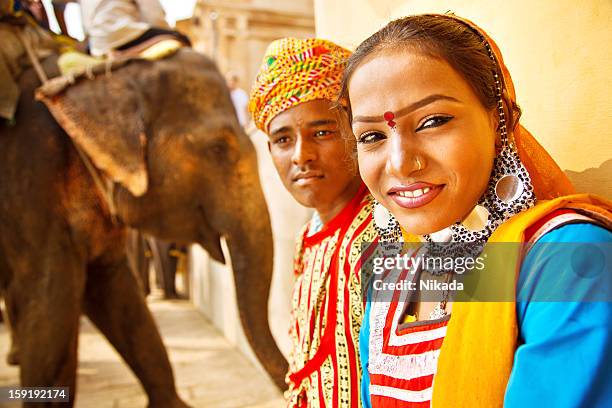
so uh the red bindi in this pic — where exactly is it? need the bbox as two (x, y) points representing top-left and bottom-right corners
(383, 111), (396, 128)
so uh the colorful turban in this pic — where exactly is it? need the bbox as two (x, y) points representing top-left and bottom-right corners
(248, 38), (352, 132)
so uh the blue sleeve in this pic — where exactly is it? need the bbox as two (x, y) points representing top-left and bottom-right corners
(360, 291), (372, 408)
(505, 223), (612, 408)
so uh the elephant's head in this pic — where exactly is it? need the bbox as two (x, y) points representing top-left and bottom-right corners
(37, 48), (288, 388)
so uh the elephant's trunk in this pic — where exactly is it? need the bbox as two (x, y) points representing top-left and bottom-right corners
(225, 197), (288, 390)
(218, 144), (288, 389)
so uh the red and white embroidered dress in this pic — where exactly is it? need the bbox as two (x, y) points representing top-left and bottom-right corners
(368, 268), (449, 407)
(285, 184), (377, 408)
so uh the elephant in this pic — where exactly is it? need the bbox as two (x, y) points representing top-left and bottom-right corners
(0, 47), (287, 406)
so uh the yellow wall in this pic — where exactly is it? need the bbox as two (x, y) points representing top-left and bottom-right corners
(314, 0), (612, 196)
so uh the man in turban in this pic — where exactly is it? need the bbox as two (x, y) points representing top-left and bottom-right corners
(249, 38), (376, 408)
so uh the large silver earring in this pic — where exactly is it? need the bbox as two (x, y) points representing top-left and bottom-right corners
(482, 43), (535, 222)
(486, 141), (534, 217)
(423, 40), (535, 246)
(373, 200), (402, 242)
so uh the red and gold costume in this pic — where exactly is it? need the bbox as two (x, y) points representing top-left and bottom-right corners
(287, 184), (376, 407)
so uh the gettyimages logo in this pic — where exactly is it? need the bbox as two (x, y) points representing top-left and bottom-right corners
(360, 241), (611, 303)
(371, 250), (486, 275)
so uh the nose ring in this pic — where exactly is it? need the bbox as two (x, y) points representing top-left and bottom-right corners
(415, 157), (423, 171)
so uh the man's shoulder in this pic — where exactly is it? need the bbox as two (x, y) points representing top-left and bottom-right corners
(343, 193), (377, 245)
(348, 192), (375, 227)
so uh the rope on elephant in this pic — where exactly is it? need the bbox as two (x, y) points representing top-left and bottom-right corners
(35, 38), (184, 99)
(0, 19), (58, 120)
(21, 34), (120, 222)
(15, 27), (48, 84)
(34, 58), (128, 98)
(21, 38), (129, 224)
(31, 38), (186, 224)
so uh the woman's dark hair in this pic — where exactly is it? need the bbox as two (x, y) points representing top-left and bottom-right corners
(338, 14), (521, 131)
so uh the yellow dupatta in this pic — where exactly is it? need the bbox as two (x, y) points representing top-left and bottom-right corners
(429, 194), (612, 407)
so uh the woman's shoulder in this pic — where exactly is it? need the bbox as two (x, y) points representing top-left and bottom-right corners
(534, 221), (611, 243)
(518, 221), (611, 303)
(509, 225), (612, 408)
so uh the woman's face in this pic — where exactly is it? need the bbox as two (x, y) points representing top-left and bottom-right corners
(348, 49), (497, 235)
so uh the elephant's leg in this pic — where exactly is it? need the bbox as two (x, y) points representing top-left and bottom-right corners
(138, 233), (152, 295)
(148, 238), (178, 299)
(11, 249), (85, 408)
(83, 257), (189, 408)
(3, 288), (20, 365)
(163, 244), (179, 298)
(0, 252), (17, 364)
(126, 229), (151, 296)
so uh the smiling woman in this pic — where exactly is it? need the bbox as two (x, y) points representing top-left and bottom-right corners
(348, 51), (497, 235)
(339, 13), (612, 408)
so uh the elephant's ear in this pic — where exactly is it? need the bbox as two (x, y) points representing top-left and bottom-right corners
(36, 74), (148, 196)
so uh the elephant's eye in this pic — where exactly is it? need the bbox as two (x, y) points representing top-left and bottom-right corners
(208, 140), (228, 156)
(199, 129), (240, 164)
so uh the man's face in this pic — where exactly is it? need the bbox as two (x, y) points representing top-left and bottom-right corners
(267, 99), (359, 209)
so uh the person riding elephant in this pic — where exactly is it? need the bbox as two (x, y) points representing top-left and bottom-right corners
(51, 0), (191, 56)
(0, 30), (287, 408)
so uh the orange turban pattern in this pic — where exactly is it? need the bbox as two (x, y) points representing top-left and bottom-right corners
(248, 38), (351, 132)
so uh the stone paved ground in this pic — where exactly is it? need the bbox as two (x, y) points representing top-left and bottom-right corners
(0, 299), (284, 408)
